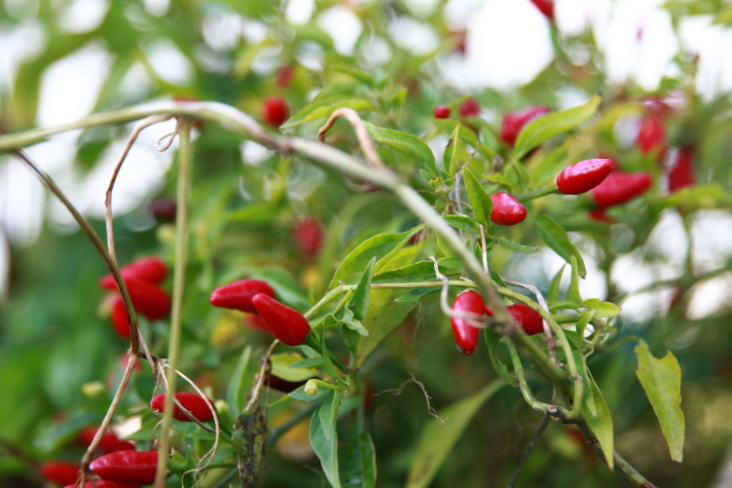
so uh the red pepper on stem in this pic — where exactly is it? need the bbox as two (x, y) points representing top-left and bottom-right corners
(486, 303), (544, 336)
(40, 460), (79, 486)
(99, 256), (167, 290)
(591, 171), (653, 208)
(668, 147), (695, 192)
(210, 279), (276, 313)
(150, 392), (214, 423)
(433, 105), (451, 119)
(90, 450), (158, 486)
(490, 192), (527, 226)
(556, 159), (614, 195)
(251, 294), (311, 346)
(451, 291), (485, 355)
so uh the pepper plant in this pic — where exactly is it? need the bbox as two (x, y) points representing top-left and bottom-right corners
(2, 2), (732, 488)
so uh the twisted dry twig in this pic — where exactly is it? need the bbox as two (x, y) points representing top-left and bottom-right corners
(317, 108), (386, 170)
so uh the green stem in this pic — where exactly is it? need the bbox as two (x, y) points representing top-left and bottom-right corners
(506, 340), (552, 412)
(517, 184), (558, 201)
(303, 334), (349, 373)
(154, 123), (193, 488)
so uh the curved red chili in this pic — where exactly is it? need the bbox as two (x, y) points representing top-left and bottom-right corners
(490, 192), (527, 226)
(40, 460), (79, 486)
(451, 291), (485, 355)
(78, 425), (136, 453)
(210, 279), (275, 313)
(556, 159), (614, 195)
(89, 450), (158, 485)
(500, 105), (550, 147)
(591, 171), (653, 208)
(251, 294), (311, 346)
(150, 392), (215, 423)
(485, 303), (544, 336)
(99, 256), (168, 290)
(110, 295), (131, 338)
(668, 147), (695, 192)
(293, 217), (324, 258)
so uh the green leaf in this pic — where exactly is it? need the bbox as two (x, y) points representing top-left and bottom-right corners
(463, 168), (493, 227)
(584, 298), (621, 319)
(289, 385), (333, 402)
(348, 258), (375, 325)
(567, 256), (583, 305)
(532, 214), (586, 278)
(581, 374), (614, 470)
(227, 345), (252, 415)
(513, 95), (601, 159)
(443, 215), (477, 231)
(363, 121), (435, 172)
(635, 340), (685, 462)
(575, 310), (594, 340)
(484, 329), (518, 387)
(339, 430), (377, 488)
(443, 124), (462, 176)
(484, 172), (513, 187)
(406, 381), (504, 488)
(270, 352), (319, 382)
(282, 96), (375, 129)
(547, 264), (566, 304)
(321, 325), (341, 379)
(329, 228), (419, 289)
(495, 236), (539, 253)
(289, 358), (324, 369)
(310, 395), (342, 488)
(372, 261), (443, 284)
(437, 256), (463, 268)
(713, 3), (732, 24)
(433, 118), (494, 160)
(394, 287), (441, 302)
(549, 301), (583, 312)
(532, 141), (570, 184)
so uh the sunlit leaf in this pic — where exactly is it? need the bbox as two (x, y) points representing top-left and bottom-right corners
(532, 214), (587, 278)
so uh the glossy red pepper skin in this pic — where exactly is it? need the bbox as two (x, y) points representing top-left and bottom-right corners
(111, 296), (131, 338)
(251, 294), (311, 346)
(262, 96), (290, 128)
(64, 482), (139, 488)
(40, 460), (79, 486)
(293, 217), (324, 258)
(451, 291), (485, 355)
(434, 105), (451, 119)
(490, 192), (527, 226)
(637, 115), (666, 158)
(150, 392), (214, 422)
(500, 105), (550, 147)
(89, 450), (158, 485)
(591, 171), (653, 208)
(556, 159), (614, 195)
(112, 277), (171, 321)
(78, 426), (136, 453)
(485, 303), (544, 336)
(99, 257), (168, 290)
(529, 0), (554, 19)
(210, 279), (276, 313)
(668, 147), (695, 192)
(458, 98), (481, 117)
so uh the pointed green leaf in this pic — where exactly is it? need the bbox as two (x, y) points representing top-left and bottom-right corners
(339, 430), (376, 488)
(394, 287), (441, 302)
(433, 118), (494, 160)
(532, 140), (570, 184)
(270, 352), (319, 382)
(321, 325), (341, 379)
(513, 95), (601, 159)
(443, 215), (477, 231)
(348, 258), (375, 325)
(495, 236), (539, 253)
(310, 397), (342, 488)
(363, 121), (435, 172)
(443, 125), (462, 176)
(406, 381), (504, 488)
(227, 345), (252, 415)
(635, 340), (685, 462)
(484, 329), (518, 387)
(585, 298), (621, 319)
(532, 214), (586, 278)
(282, 96), (375, 129)
(568, 256), (583, 305)
(547, 264), (566, 304)
(289, 385), (333, 402)
(581, 374), (614, 470)
(463, 168), (493, 227)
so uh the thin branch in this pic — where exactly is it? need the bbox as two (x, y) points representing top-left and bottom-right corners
(244, 340), (279, 414)
(373, 373), (448, 427)
(508, 414), (549, 488)
(479, 224), (488, 274)
(105, 115), (171, 264)
(429, 256), (485, 328)
(317, 108), (386, 169)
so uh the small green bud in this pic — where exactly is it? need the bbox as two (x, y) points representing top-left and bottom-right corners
(304, 379), (319, 396)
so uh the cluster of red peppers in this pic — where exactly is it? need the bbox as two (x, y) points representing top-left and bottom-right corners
(98, 256), (171, 339)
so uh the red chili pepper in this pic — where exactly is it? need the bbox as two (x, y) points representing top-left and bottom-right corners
(293, 217), (324, 258)
(40, 460), (79, 486)
(244, 313), (271, 333)
(451, 291), (485, 355)
(89, 450), (158, 486)
(458, 98), (481, 117)
(276, 65), (294, 89)
(209, 279), (276, 313)
(262, 96), (290, 128)
(110, 296), (131, 338)
(668, 147), (696, 192)
(64, 482), (139, 488)
(99, 257), (168, 290)
(486, 303), (544, 336)
(108, 277), (170, 322)
(636, 115), (666, 159)
(434, 105), (451, 119)
(251, 294), (311, 346)
(591, 171), (653, 208)
(556, 159), (614, 195)
(529, 0), (554, 19)
(150, 392), (214, 423)
(500, 105), (550, 147)
(490, 192), (527, 226)
(78, 426), (136, 453)
(588, 209), (614, 223)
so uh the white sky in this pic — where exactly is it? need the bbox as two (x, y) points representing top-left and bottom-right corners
(1, 0), (732, 323)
